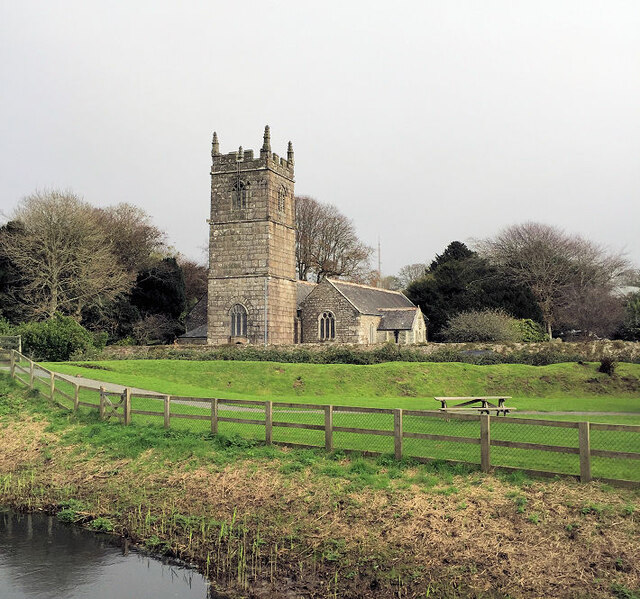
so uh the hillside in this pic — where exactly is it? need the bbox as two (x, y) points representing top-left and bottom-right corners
(45, 359), (640, 412)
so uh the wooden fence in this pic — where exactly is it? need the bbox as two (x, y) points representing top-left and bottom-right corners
(3, 349), (639, 488)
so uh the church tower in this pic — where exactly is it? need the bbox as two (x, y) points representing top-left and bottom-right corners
(207, 126), (296, 345)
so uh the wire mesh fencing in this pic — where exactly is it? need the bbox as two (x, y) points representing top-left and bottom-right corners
(272, 403), (325, 448)
(590, 423), (640, 482)
(332, 407), (395, 455)
(403, 411), (482, 464)
(490, 418), (581, 476)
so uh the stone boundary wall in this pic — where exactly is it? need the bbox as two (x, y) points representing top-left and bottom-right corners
(99, 340), (640, 362)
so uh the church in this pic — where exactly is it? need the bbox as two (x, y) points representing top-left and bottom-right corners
(179, 127), (427, 346)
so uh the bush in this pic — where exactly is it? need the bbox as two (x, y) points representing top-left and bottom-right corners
(598, 356), (617, 376)
(16, 314), (99, 361)
(442, 310), (521, 343)
(0, 317), (12, 336)
(517, 319), (548, 342)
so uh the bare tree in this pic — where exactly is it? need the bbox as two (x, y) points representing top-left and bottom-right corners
(295, 195), (324, 281)
(557, 285), (625, 338)
(478, 222), (631, 338)
(295, 196), (372, 282)
(94, 203), (166, 273)
(396, 263), (427, 289)
(0, 190), (131, 319)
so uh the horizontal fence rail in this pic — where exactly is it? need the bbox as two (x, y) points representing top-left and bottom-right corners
(3, 350), (640, 488)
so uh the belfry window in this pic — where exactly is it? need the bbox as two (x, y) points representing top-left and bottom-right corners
(232, 181), (248, 210)
(319, 311), (335, 341)
(278, 185), (287, 212)
(230, 304), (248, 337)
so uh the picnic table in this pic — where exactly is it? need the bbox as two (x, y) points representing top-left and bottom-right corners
(435, 396), (514, 416)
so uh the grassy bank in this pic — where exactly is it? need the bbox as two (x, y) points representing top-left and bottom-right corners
(44, 359), (640, 413)
(1, 375), (639, 598)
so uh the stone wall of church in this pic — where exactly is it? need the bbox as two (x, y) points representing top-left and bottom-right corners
(266, 277), (296, 345)
(299, 283), (361, 343)
(359, 314), (381, 345)
(376, 311), (427, 344)
(207, 276), (295, 345)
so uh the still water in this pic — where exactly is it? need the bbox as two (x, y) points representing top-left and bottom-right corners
(0, 511), (213, 598)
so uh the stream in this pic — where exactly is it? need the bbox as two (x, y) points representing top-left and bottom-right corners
(0, 510), (214, 598)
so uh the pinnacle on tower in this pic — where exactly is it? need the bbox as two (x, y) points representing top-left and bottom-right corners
(287, 141), (294, 166)
(261, 125), (271, 155)
(211, 131), (220, 156)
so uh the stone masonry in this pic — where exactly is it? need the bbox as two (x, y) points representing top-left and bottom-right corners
(300, 281), (362, 344)
(207, 126), (296, 345)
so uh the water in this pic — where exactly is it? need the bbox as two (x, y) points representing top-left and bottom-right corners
(0, 511), (213, 599)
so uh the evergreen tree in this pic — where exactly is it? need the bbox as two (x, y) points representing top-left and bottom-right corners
(407, 242), (542, 341)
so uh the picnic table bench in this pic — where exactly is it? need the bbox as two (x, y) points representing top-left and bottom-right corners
(435, 396), (515, 416)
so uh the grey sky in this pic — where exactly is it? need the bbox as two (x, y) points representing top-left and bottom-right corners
(1, 1), (638, 276)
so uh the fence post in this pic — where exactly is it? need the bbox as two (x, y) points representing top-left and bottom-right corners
(394, 408), (403, 460)
(211, 399), (218, 435)
(265, 401), (273, 445)
(324, 405), (333, 452)
(480, 414), (491, 473)
(99, 386), (106, 419)
(73, 383), (79, 413)
(123, 388), (131, 425)
(579, 421), (592, 483)
(29, 359), (34, 389)
(164, 395), (171, 429)
(49, 371), (55, 401)
(9, 350), (15, 379)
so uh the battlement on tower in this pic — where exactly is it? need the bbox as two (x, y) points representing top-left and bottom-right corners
(210, 126), (294, 179)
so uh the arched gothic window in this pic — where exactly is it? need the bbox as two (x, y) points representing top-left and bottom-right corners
(319, 311), (335, 341)
(232, 181), (248, 210)
(230, 304), (248, 337)
(278, 185), (287, 213)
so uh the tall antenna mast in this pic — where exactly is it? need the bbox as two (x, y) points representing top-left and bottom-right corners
(377, 236), (382, 288)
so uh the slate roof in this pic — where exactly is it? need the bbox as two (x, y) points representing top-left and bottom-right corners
(296, 280), (316, 308)
(329, 279), (415, 314)
(377, 308), (418, 330)
(185, 294), (208, 330)
(179, 324), (207, 339)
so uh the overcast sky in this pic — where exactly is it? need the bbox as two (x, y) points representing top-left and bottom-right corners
(1, 1), (638, 276)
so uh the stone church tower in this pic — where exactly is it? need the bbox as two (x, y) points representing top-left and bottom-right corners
(207, 126), (296, 345)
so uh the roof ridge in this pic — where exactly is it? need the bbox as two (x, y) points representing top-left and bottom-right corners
(379, 307), (417, 311)
(327, 278), (405, 296)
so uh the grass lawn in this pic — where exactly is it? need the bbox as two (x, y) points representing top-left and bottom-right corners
(35, 359), (640, 483)
(43, 359), (640, 412)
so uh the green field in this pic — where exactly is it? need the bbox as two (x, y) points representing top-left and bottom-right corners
(44, 359), (640, 412)
(32, 359), (640, 483)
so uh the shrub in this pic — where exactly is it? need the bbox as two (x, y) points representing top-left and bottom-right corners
(442, 309), (521, 343)
(16, 314), (99, 361)
(598, 356), (617, 376)
(517, 319), (548, 342)
(0, 317), (12, 335)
